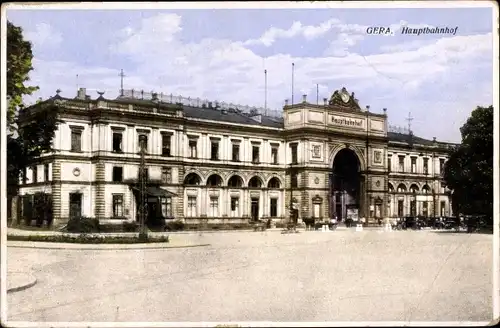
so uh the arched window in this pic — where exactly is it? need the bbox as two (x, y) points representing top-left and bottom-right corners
(184, 173), (201, 186)
(422, 185), (431, 194)
(388, 183), (394, 192)
(410, 184), (419, 193)
(248, 176), (263, 188)
(227, 175), (243, 188)
(267, 177), (281, 189)
(206, 174), (223, 187)
(397, 184), (407, 193)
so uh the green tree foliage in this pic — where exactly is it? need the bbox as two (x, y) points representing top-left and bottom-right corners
(7, 21), (39, 130)
(7, 21), (59, 196)
(443, 105), (493, 219)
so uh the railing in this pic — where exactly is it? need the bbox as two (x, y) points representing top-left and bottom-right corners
(388, 125), (411, 134)
(119, 89), (283, 118)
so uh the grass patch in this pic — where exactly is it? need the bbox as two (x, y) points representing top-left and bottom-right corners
(7, 234), (169, 244)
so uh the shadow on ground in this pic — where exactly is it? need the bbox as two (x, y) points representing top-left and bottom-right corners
(431, 230), (493, 235)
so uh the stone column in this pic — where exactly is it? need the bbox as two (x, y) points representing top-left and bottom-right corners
(95, 162), (106, 220)
(51, 162), (63, 227)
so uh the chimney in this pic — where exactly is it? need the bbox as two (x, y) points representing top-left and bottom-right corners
(302, 94), (307, 103)
(323, 98), (328, 106)
(284, 99), (289, 106)
(433, 137), (437, 145)
(77, 88), (87, 100)
(366, 105), (370, 112)
(383, 108), (387, 115)
(208, 102), (213, 108)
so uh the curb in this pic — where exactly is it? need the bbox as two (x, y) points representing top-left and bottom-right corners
(7, 241), (211, 251)
(7, 272), (37, 294)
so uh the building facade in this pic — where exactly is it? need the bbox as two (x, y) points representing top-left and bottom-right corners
(16, 87), (456, 227)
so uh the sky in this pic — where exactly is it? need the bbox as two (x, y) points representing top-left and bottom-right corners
(5, 2), (495, 143)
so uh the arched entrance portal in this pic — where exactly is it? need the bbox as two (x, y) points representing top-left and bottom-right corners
(330, 148), (361, 222)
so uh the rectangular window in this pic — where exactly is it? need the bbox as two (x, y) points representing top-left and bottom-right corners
(209, 196), (219, 217)
(423, 158), (429, 175)
(291, 172), (298, 188)
(210, 140), (219, 160)
(112, 167), (123, 182)
(232, 143), (240, 162)
(439, 159), (445, 174)
(189, 140), (197, 158)
(270, 198), (278, 217)
(162, 134), (171, 156)
(388, 158), (392, 172)
(112, 132), (123, 153)
(187, 196), (197, 217)
(138, 134), (148, 153)
(44, 164), (49, 182)
(410, 200), (416, 216)
(71, 130), (82, 152)
(161, 167), (172, 184)
(422, 201), (429, 217)
(398, 200), (404, 217)
(230, 197), (239, 217)
(161, 197), (172, 217)
(32, 166), (38, 183)
(271, 147), (278, 164)
(252, 145), (260, 164)
(440, 201), (446, 216)
(398, 155), (405, 172)
(291, 143), (298, 164)
(112, 194), (124, 217)
(411, 157), (416, 173)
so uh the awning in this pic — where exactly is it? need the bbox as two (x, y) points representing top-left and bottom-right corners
(132, 186), (177, 197)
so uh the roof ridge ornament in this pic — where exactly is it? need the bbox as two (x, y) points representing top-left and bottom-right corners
(328, 87), (361, 110)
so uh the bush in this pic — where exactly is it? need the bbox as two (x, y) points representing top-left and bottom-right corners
(275, 222), (286, 229)
(147, 216), (166, 231)
(7, 234), (169, 244)
(66, 217), (100, 233)
(123, 221), (139, 232)
(165, 220), (185, 231)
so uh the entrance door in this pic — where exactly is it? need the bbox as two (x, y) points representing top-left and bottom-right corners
(69, 193), (82, 219)
(251, 198), (259, 221)
(330, 148), (361, 221)
(313, 203), (320, 218)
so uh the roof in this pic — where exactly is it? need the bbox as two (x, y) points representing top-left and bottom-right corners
(29, 93), (455, 145)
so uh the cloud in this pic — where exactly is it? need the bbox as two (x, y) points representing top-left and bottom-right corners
(24, 13), (493, 142)
(243, 18), (341, 47)
(24, 23), (63, 49)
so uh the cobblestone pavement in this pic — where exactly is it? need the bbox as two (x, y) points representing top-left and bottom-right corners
(6, 229), (494, 323)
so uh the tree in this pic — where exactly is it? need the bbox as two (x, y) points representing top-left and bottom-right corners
(7, 20), (38, 130)
(443, 105), (493, 220)
(7, 21), (59, 201)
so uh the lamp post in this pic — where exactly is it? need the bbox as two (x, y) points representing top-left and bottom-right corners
(139, 134), (148, 239)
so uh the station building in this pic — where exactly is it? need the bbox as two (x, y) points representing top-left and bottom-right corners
(16, 87), (456, 227)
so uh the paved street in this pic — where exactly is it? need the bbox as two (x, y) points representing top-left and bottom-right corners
(7, 229), (494, 323)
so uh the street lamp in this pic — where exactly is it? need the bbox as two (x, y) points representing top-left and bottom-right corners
(139, 134), (148, 239)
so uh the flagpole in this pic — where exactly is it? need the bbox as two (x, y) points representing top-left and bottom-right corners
(316, 84), (319, 105)
(291, 62), (295, 105)
(264, 69), (268, 115)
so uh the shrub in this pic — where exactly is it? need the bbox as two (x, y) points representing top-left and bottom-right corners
(165, 220), (185, 231)
(147, 216), (166, 231)
(7, 234), (169, 244)
(275, 222), (286, 229)
(66, 217), (100, 233)
(123, 221), (139, 232)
